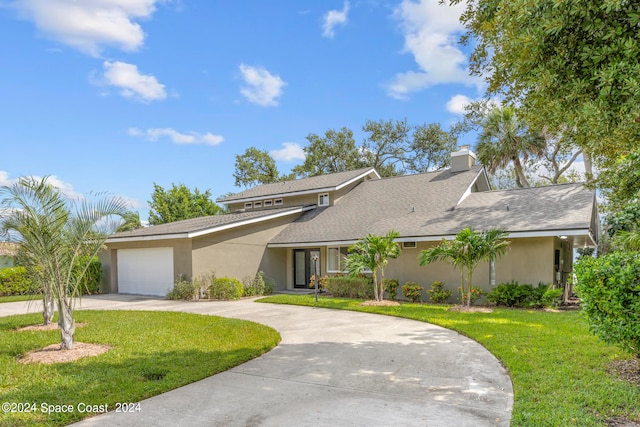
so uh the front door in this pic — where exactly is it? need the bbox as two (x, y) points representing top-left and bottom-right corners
(293, 249), (320, 288)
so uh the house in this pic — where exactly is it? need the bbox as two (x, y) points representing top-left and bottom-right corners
(101, 147), (598, 297)
(0, 242), (18, 269)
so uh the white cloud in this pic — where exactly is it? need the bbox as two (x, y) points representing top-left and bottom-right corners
(128, 127), (224, 146)
(446, 94), (472, 115)
(238, 64), (286, 107)
(270, 143), (306, 162)
(100, 61), (166, 102)
(322, 2), (350, 38)
(386, 0), (480, 99)
(0, 171), (82, 200)
(8, 0), (163, 56)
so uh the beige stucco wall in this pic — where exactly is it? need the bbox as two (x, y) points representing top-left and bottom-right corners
(100, 239), (193, 293)
(191, 215), (295, 287)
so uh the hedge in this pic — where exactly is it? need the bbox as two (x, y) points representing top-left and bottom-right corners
(325, 276), (374, 299)
(0, 266), (36, 296)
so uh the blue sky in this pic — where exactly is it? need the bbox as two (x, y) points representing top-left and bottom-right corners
(0, 0), (484, 221)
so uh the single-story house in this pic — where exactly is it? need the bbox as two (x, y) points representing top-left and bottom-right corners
(101, 147), (598, 298)
(0, 242), (18, 269)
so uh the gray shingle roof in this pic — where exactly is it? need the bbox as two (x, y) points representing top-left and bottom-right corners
(217, 167), (378, 202)
(270, 166), (486, 244)
(270, 168), (595, 244)
(108, 206), (308, 240)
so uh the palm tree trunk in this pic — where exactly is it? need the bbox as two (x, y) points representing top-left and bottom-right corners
(372, 270), (378, 301)
(42, 289), (54, 325)
(57, 296), (75, 350)
(459, 268), (465, 306)
(512, 157), (530, 187)
(379, 268), (385, 301)
(467, 267), (473, 307)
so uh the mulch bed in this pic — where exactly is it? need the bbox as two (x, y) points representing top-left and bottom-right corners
(16, 322), (87, 332)
(359, 300), (400, 307)
(18, 342), (111, 365)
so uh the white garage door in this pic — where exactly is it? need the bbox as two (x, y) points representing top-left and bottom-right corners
(117, 248), (174, 296)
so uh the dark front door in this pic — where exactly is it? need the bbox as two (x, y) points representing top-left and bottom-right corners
(293, 249), (320, 288)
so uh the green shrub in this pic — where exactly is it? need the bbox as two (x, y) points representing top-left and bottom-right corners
(542, 286), (564, 308)
(486, 281), (551, 307)
(458, 285), (484, 305)
(402, 282), (423, 303)
(383, 279), (399, 300)
(0, 267), (36, 296)
(210, 277), (244, 300)
(426, 281), (452, 303)
(243, 271), (274, 296)
(325, 276), (374, 299)
(77, 257), (102, 295)
(575, 252), (640, 356)
(166, 275), (200, 300)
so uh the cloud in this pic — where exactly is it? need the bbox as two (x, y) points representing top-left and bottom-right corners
(270, 143), (306, 162)
(0, 171), (82, 200)
(446, 94), (472, 115)
(100, 61), (166, 102)
(386, 0), (480, 99)
(128, 127), (224, 146)
(8, 0), (163, 56)
(238, 64), (286, 107)
(322, 2), (350, 38)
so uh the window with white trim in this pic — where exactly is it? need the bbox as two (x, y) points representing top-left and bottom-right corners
(274, 198), (283, 206)
(264, 200), (273, 207)
(327, 247), (349, 273)
(244, 202), (252, 209)
(318, 193), (329, 206)
(254, 201), (262, 208)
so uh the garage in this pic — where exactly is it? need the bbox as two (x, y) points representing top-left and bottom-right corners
(117, 247), (174, 296)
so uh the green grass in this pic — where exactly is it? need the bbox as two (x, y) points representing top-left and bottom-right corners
(258, 295), (640, 427)
(0, 295), (41, 304)
(0, 310), (280, 427)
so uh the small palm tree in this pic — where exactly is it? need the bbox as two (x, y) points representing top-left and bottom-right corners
(476, 106), (545, 188)
(614, 230), (640, 251)
(345, 230), (401, 301)
(1, 177), (127, 349)
(420, 228), (510, 307)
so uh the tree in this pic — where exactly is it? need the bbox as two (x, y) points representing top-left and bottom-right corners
(451, 0), (639, 180)
(476, 106), (545, 188)
(233, 147), (282, 188)
(419, 228), (509, 307)
(117, 211), (142, 232)
(345, 230), (401, 302)
(408, 122), (458, 173)
(0, 177), (127, 349)
(361, 119), (411, 176)
(148, 183), (223, 225)
(293, 127), (365, 177)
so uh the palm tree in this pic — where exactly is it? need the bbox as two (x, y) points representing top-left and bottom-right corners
(420, 228), (510, 307)
(0, 177), (127, 349)
(345, 230), (401, 301)
(614, 230), (640, 251)
(476, 106), (545, 188)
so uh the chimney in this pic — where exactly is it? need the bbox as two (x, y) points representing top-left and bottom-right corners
(451, 145), (477, 172)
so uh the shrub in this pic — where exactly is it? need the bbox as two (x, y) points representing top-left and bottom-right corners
(243, 271), (274, 296)
(383, 279), (399, 300)
(167, 275), (200, 301)
(210, 277), (244, 300)
(542, 287), (564, 308)
(486, 281), (552, 308)
(575, 252), (640, 356)
(426, 281), (452, 303)
(0, 266), (36, 296)
(325, 276), (374, 299)
(402, 282), (423, 303)
(309, 275), (328, 291)
(458, 285), (484, 305)
(77, 257), (102, 295)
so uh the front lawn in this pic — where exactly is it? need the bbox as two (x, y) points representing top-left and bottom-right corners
(258, 295), (640, 426)
(0, 295), (41, 303)
(0, 310), (280, 427)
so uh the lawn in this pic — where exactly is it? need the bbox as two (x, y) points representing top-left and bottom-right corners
(0, 295), (41, 304)
(258, 294), (640, 427)
(0, 310), (280, 427)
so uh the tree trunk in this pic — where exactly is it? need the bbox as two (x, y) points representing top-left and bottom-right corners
(372, 270), (378, 301)
(379, 269), (385, 301)
(42, 290), (54, 325)
(57, 297), (75, 350)
(467, 269), (473, 307)
(512, 157), (530, 187)
(459, 268), (465, 306)
(583, 150), (593, 182)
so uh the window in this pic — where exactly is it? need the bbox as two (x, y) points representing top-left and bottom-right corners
(327, 247), (349, 272)
(274, 198), (283, 206)
(489, 259), (496, 286)
(244, 202), (252, 209)
(402, 241), (417, 249)
(254, 201), (262, 208)
(264, 200), (273, 207)
(318, 193), (329, 206)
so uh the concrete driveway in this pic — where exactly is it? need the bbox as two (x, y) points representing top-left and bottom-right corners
(1, 295), (513, 426)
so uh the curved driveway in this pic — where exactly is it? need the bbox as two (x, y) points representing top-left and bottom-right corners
(1, 295), (513, 426)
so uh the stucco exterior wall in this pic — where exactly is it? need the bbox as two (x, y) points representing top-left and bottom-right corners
(100, 239), (193, 293)
(191, 215), (295, 286)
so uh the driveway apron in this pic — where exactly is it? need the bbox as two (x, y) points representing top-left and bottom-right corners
(1, 295), (513, 426)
